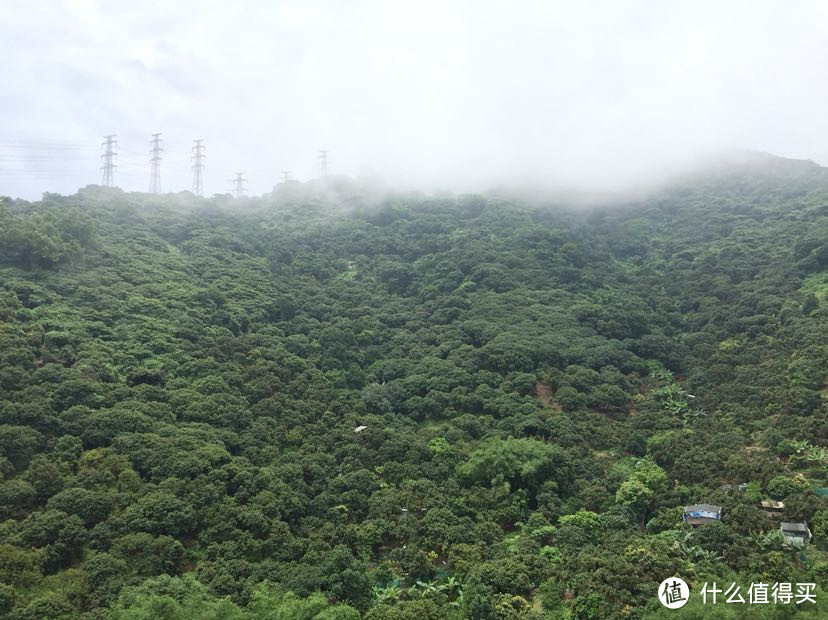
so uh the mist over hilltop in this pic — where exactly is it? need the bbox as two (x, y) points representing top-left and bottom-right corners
(2, 1), (828, 199)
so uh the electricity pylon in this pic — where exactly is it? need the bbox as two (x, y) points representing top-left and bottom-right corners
(317, 150), (329, 177)
(231, 172), (247, 198)
(191, 139), (205, 196)
(149, 133), (163, 193)
(100, 135), (117, 186)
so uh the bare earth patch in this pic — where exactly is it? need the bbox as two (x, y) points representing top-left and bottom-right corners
(535, 382), (562, 411)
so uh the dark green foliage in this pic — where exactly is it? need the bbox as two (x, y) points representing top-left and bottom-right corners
(457, 438), (573, 501)
(110, 533), (184, 576)
(0, 159), (825, 617)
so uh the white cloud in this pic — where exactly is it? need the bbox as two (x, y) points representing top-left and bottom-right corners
(1, 0), (826, 198)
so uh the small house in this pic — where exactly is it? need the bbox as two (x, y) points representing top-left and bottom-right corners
(780, 522), (812, 545)
(683, 504), (722, 526)
(760, 500), (784, 519)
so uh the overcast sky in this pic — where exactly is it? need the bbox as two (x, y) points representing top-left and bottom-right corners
(1, 0), (827, 199)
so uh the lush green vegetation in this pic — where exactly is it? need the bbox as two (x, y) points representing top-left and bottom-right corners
(0, 154), (826, 619)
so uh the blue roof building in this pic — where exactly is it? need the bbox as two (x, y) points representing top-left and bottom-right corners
(683, 503), (722, 526)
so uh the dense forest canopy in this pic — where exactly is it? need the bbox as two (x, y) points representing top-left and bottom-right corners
(0, 154), (826, 619)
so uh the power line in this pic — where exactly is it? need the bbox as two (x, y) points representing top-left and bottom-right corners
(149, 133), (163, 193)
(317, 149), (329, 178)
(191, 139), (205, 196)
(0, 144), (97, 152)
(230, 172), (247, 198)
(100, 135), (117, 187)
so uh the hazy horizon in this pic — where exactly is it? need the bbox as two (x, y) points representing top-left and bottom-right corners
(2, 0), (827, 200)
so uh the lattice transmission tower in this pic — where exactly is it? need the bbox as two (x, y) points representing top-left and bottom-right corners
(191, 139), (206, 196)
(100, 135), (117, 186)
(149, 133), (163, 193)
(231, 172), (247, 198)
(317, 150), (329, 177)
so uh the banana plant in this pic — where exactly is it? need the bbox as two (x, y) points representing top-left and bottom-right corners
(790, 439), (811, 455)
(674, 533), (723, 565)
(414, 579), (440, 596)
(440, 576), (461, 593)
(804, 445), (826, 464)
(371, 584), (402, 603)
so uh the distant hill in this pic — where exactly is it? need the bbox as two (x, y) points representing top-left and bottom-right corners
(0, 156), (826, 618)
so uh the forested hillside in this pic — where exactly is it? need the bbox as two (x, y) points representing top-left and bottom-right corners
(0, 154), (826, 619)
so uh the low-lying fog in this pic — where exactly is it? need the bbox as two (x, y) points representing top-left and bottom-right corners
(1, 0), (827, 199)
